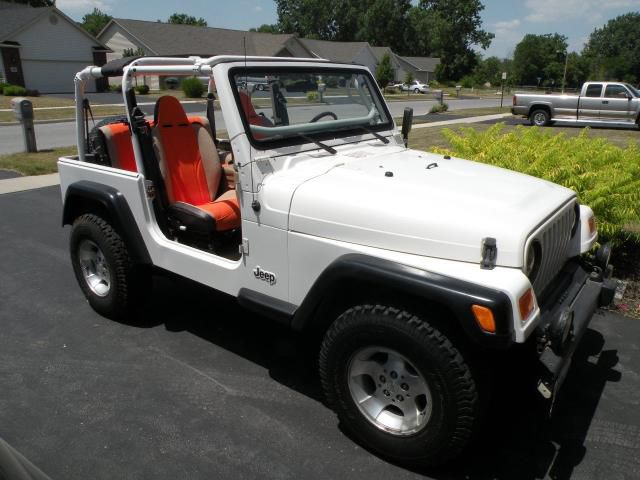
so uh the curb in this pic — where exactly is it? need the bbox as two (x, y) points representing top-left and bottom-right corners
(0, 172), (60, 195)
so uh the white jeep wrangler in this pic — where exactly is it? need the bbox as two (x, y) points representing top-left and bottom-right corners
(58, 55), (616, 467)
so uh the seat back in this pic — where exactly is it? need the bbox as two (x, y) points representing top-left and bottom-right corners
(98, 123), (137, 172)
(152, 96), (221, 205)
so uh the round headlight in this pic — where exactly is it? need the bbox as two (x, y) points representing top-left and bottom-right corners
(525, 241), (542, 282)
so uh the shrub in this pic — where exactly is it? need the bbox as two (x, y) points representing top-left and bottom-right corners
(430, 102), (449, 113)
(432, 124), (640, 245)
(182, 76), (204, 98)
(135, 84), (150, 95)
(110, 84), (123, 93)
(3, 85), (27, 96)
(306, 91), (319, 102)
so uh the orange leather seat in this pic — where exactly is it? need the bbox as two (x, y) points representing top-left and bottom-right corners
(152, 96), (240, 233)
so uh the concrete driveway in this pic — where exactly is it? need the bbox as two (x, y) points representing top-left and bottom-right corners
(0, 185), (639, 479)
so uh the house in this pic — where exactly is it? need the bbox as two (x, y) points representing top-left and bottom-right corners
(97, 18), (315, 89)
(0, 1), (110, 93)
(298, 38), (379, 74)
(395, 56), (440, 84)
(370, 46), (440, 83)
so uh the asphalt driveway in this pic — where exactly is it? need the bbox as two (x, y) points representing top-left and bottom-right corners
(0, 186), (639, 479)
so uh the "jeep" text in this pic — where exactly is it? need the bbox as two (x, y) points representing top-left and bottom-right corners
(253, 266), (277, 285)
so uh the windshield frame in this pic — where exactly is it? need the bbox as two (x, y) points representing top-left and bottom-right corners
(228, 66), (394, 150)
(623, 83), (640, 97)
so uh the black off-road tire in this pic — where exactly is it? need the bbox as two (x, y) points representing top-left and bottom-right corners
(70, 214), (150, 320)
(319, 305), (478, 467)
(529, 108), (550, 126)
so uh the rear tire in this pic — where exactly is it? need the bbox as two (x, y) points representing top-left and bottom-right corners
(530, 108), (550, 126)
(319, 304), (479, 467)
(414, 88), (420, 94)
(70, 214), (150, 319)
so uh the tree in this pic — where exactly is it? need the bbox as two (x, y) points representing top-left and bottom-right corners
(249, 24), (281, 33)
(512, 34), (569, 87)
(167, 13), (207, 27)
(583, 13), (640, 84)
(81, 8), (112, 36)
(270, 0), (493, 81)
(408, 0), (493, 81)
(375, 52), (394, 86)
(123, 47), (145, 58)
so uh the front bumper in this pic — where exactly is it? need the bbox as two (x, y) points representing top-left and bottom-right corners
(536, 261), (616, 399)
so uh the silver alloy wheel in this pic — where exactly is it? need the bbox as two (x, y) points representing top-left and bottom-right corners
(348, 346), (433, 436)
(77, 239), (111, 297)
(533, 111), (547, 126)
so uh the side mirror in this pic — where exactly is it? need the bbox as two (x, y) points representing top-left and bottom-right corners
(401, 107), (413, 147)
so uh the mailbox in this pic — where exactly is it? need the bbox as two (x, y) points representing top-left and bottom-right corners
(11, 97), (34, 120)
(10, 97), (37, 152)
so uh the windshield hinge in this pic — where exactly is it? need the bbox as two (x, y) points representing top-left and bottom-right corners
(145, 180), (155, 199)
(239, 238), (250, 256)
(480, 237), (497, 270)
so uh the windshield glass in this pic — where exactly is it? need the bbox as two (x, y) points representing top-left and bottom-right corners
(230, 67), (392, 148)
(624, 83), (640, 97)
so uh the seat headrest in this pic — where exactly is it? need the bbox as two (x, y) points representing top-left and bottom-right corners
(154, 95), (189, 127)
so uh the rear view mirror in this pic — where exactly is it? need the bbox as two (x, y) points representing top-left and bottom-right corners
(401, 107), (413, 147)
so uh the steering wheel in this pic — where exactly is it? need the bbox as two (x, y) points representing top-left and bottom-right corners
(310, 111), (338, 123)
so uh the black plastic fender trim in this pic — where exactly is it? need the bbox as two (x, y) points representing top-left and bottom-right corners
(291, 254), (515, 348)
(237, 288), (297, 325)
(62, 180), (152, 265)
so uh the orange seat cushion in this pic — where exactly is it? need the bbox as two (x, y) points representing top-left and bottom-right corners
(102, 123), (137, 172)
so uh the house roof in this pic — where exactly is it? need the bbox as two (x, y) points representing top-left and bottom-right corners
(370, 46), (393, 62)
(0, 2), (109, 48)
(102, 18), (304, 57)
(298, 38), (369, 63)
(398, 56), (440, 72)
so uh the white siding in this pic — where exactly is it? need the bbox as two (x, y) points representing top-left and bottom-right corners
(12, 11), (100, 93)
(14, 11), (96, 62)
(99, 25), (159, 90)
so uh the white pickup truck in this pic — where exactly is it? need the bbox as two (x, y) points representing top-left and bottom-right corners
(512, 81), (640, 128)
(58, 55), (616, 468)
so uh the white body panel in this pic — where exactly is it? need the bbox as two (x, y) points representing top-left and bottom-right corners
(60, 56), (601, 346)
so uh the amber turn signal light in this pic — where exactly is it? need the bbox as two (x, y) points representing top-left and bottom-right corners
(471, 305), (496, 333)
(588, 216), (597, 235)
(518, 288), (535, 321)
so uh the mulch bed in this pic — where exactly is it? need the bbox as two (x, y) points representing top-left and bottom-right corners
(610, 243), (640, 319)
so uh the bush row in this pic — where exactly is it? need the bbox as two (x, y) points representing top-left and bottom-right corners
(1, 83), (39, 97)
(433, 124), (640, 245)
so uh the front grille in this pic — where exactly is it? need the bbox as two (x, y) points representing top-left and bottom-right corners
(528, 201), (576, 296)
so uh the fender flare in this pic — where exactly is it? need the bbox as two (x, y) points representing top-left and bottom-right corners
(291, 254), (514, 348)
(62, 180), (151, 265)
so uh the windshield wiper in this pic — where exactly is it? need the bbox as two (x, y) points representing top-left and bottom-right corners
(354, 126), (390, 144)
(296, 134), (337, 154)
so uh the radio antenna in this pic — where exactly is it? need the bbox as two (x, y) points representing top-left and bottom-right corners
(243, 35), (258, 211)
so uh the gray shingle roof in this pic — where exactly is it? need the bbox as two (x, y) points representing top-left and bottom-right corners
(0, 4), (50, 43)
(399, 56), (440, 72)
(370, 46), (393, 62)
(298, 38), (369, 63)
(110, 18), (300, 57)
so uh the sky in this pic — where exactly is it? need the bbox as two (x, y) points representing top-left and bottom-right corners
(57, 0), (640, 59)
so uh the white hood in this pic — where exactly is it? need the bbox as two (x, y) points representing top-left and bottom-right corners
(287, 145), (575, 267)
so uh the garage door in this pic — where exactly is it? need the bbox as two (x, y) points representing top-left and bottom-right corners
(21, 60), (95, 93)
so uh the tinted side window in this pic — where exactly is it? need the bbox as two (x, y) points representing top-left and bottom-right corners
(604, 84), (628, 98)
(585, 84), (603, 97)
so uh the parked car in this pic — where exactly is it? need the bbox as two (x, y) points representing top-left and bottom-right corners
(512, 81), (640, 127)
(236, 76), (270, 92)
(401, 80), (430, 94)
(61, 55), (615, 469)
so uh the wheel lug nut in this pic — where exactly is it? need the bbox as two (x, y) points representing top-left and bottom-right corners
(379, 375), (386, 383)
(383, 389), (390, 397)
(390, 371), (398, 379)
(401, 383), (409, 391)
(396, 394), (404, 401)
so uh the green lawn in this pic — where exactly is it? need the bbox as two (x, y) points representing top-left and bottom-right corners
(0, 146), (76, 176)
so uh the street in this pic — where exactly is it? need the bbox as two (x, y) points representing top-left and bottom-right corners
(0, 97), (502, 155)
(0, 185), (638, 479)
